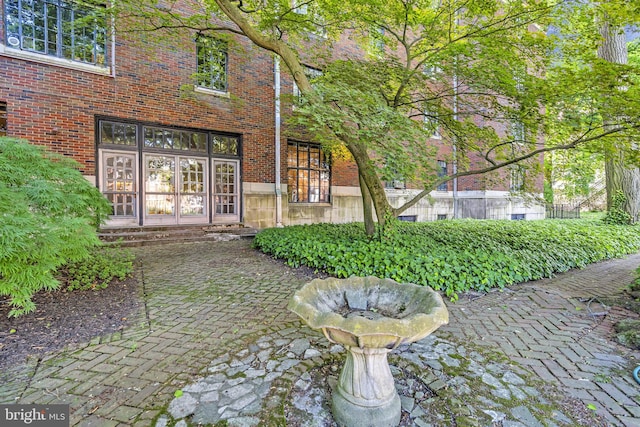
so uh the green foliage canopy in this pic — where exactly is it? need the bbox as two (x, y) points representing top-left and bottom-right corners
(0, 138), (112, 316)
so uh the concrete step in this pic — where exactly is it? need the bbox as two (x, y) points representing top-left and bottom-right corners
(99, 224), (258, 247)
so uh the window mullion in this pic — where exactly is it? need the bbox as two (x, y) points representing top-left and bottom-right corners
(16, 0), (23, 48)
(43, 2), (49, 55)
(93, 15), (98, 64)
(70, 6), (75, 61)
(296, 143), (301, 202)
(56, 1), (62, 58)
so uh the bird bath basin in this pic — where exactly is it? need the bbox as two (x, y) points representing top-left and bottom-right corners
(288, 276), (449, 427)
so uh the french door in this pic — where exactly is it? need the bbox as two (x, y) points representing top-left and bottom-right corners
(101, 153), (240, 226)
(141, 155), (239, 225)
(144, 154), (208, 225)
(101, 151), (138, 226)
(212, 159), (240, 223)
(99, 121), (242, 227)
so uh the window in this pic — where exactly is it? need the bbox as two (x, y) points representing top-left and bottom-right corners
(369, 27), (385, 56)
(423, 110), (441, 139)
(423, 64), (442, 79)
(293, 66), (322, 101)
(100, 121), (137, 147)
(510, 165), (525, 191)
(196, 36), (228, 92)
(211, 135), (239, 155)
(398, 215), (417, 222)
(292, 0), (308, 14)
(511, 121), (525, 145)
(291, 1), (327, 37)
(4, 0), (108, 66)
(383, 156), (405, 189)
(288, 141), (330, 203)
(0, 102), (6, 136)
(511, 213), (525, 220)
(437, 160), (448, 191)
(143, 126), (208, 152)
(384, 179), (405, 189)
(437, 214), (447, 220)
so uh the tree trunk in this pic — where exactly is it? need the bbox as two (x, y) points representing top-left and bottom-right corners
(599, 20), (640, 222)
(346, 141), (393, 232)
(359, 171), (376, 236)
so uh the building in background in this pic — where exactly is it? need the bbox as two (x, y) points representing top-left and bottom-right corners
(0, 0), (543, 230)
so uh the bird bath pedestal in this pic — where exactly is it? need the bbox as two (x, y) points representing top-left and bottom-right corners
(288, 276), (449, 427)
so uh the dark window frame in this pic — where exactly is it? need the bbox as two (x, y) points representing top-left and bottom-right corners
(196, 35), (228, 92)
(0, 102), (7, 136)
(287, 140), (330, 203)
(436, 160), (448, 191)
(95, 117), (242, 223)
(4, 0), (109, 66)
(510, 165), (525, 191)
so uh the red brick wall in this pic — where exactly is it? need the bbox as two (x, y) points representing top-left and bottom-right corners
(0, 8), (542, 194)
(0, 26), (278, 181)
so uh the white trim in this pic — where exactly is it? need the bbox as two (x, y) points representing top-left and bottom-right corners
(142, 153), (211, 225)
(0, 44), (112, 76)
(99, 150), (139, 227)
(194, 85), (231, 98)
(212, 158), (241, 223)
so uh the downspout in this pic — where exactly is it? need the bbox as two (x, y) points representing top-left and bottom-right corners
(452, 10), (460, 219)
(274, 57), (283, 227)
(452, 68), (459, 218)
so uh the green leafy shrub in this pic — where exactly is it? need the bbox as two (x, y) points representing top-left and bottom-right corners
(615, 319), (640, 349)
(253, 219), (640, 299)
(0, 137), (113, 316)
(58, 246), (135, 291)
(603, 191), (633, 225)
(629, 265), (640, 298)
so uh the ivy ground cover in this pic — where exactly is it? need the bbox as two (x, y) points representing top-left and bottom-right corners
(253, 219), (640, 299)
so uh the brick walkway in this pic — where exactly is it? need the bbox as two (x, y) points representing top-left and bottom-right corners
(1, 240), (639, 426)
(447, 254), (640, 426)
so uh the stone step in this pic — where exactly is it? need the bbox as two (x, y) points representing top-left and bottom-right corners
(98, 224), (258, 247)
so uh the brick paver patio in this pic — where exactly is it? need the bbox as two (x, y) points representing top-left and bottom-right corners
(1, 240), (639, 426)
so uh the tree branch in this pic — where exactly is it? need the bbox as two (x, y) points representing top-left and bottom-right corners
(393, 121), (640, 216)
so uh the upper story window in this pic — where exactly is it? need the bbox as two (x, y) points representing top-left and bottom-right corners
(288, 141), (330, 203)
(437, 160), (448, 191)
(291, 0), (326, 37)
(422, 64), (442, 80)
(511, 121), (526, 145)
(4, 0), (108, 66)
(196, 36), (228, 93)
(292, 0), (308, 14)
(423, 110), (441, 139)
(293, 65), (322, 101)
(510, 165), (525, 191)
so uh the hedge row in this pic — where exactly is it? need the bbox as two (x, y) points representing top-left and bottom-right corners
(253, 220), (640, 300)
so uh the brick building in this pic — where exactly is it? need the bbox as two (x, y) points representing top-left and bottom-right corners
(0, 0), (543, 230)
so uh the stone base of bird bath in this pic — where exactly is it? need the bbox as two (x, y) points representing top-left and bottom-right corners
(288, 276), (449, 427)
(332, 346), (401, 427)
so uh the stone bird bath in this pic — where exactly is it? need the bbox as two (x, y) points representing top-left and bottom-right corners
(288, 276), (449, 427)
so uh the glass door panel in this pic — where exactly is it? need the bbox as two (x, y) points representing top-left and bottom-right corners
(213, 159), (239, 222)
(178, 157), (208, 223)
(144, 155), (209, 225)
(144, 155), (176, 223)
(101, 151), (138, 226)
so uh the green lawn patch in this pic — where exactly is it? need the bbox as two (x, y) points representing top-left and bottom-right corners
(253, 219), (640, 300)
